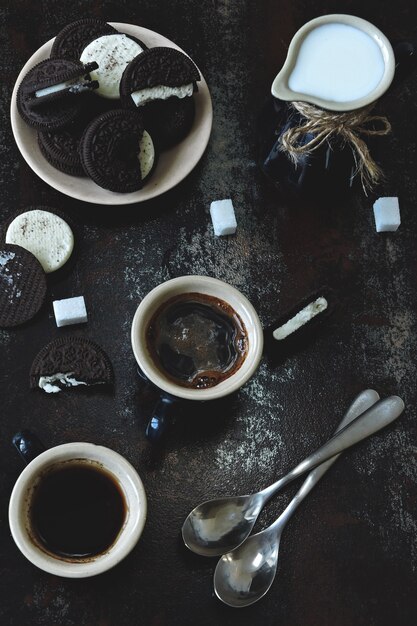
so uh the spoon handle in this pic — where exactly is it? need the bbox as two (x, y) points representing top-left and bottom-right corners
(271, 389), (380, 529)
(260, 395), (404, 503)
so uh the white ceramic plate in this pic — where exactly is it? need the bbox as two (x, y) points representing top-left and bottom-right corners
(10, 23), (213, 205)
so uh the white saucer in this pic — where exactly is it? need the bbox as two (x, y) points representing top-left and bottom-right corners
(10, 23), (213, 205)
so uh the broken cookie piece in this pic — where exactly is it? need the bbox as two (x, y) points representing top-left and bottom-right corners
(30, 336), (114, 393)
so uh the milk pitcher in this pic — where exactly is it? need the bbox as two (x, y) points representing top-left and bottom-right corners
(259, 14), (416, 198)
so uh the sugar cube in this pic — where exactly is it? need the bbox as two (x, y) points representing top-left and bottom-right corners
(53, 296), (88, 327)
(210, 199), (237, 236)
(373, 197), (401, 232)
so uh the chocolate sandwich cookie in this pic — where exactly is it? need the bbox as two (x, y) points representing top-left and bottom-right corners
(79, 109), (157, 192)
(80, 33), (147, 99)
(264, 287), (337, 362)
(4, 207), (74, 273)
(17, 58), (98, 130)
(30, 336), (114, 393)
(120, 46), (200, 109)
(120, 47), (200, 147)
(50, 18), (118, 60)
(0, 244), (47, 328)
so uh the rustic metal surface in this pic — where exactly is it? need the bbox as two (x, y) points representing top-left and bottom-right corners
(1, 1), (416, 625)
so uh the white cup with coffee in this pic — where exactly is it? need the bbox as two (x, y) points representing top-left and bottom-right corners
(9, 434), (147, 578)
(131, 275), (264, 438)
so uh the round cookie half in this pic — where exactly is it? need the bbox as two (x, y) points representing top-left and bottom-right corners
(30, 336), (114, 392)
(0, 244), (47, 328)
(120, 46), (200, 108)
(80, 109), (157, 192)
(80, 33), (147, 99)
(51, 19), (118, 60)
(5, 208), (74, 273)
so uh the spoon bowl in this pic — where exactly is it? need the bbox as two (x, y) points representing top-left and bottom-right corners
(214, 528), (280, 607)
(182, 494), (264, 557)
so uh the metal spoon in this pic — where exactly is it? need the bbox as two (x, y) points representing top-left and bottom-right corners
(213, 389), (380, 607)
(182, 393), (404, 556)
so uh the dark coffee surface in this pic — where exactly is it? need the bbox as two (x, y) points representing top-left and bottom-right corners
(146, 293), (248, 388)
(1, 2), (417, 626)
(30, 463), (126, 559)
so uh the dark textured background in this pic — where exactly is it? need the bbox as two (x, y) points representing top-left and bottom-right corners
(1, 1), (417, 625)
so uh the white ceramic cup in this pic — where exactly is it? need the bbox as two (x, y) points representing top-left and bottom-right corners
(9, 442), (147, 578)
(131, 275), (264, 401)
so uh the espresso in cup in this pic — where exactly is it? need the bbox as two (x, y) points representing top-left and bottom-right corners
(9, 442), (147, 577)
(29, 460), (126, 560)
(131, 276), (264, 403)
(145, 292), (248, 389)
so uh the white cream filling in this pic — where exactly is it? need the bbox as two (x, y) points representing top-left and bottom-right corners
(38, 372), (87, 393)
(138, 130), (155, 180)
(35, 79), (79, 98)
(5, 209), (74, 274)
(80, 34), (144, 99)
(273, 297), (328, 341)
(131, 83), (193, 107)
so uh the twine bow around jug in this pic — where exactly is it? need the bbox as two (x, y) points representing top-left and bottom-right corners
(279, 102), (392, 192)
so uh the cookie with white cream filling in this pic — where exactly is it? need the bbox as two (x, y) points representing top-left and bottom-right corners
(120, 47), (199, 147)
(264, 287), (336, 361)
(79, 109), (157, 192)
(17, 58), (99, 130)
(120, 47), (200, 107)
(30, 337), (114, 392)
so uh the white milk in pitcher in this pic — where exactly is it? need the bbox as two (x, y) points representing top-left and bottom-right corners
(288, 23), (386, 103)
